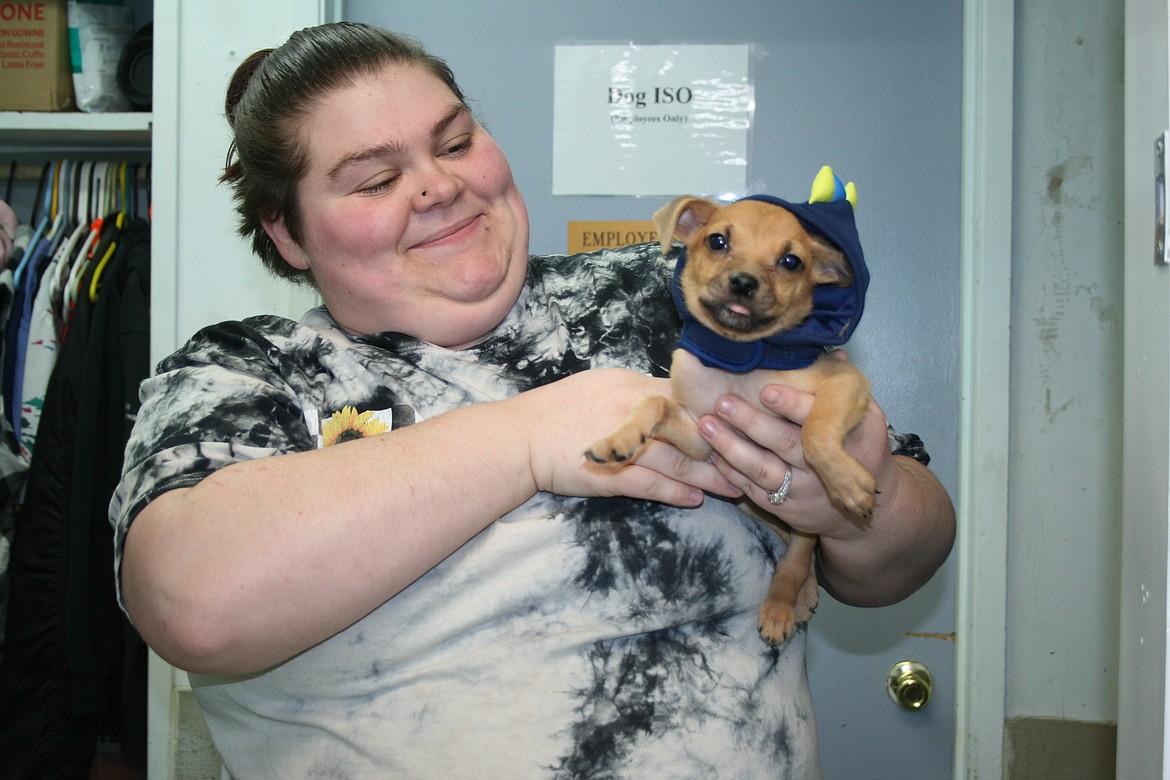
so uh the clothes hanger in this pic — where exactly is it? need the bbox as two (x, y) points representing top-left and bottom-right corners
(126, 162), (137, 220)
(74, 160), (90, 227)
(46, 208), (91, 337)
(42, 159), (67, 248)
(57, 159), (75, 231)
(119, 162), (130, 217)
(40, 160), (75, 268)
(130, 162), (141, 220)
(88, 210), (125, 303)
(90, 160), (107, 220)
(62, 161), (100, 321)
(85, 161), (125, 301)
(101, 160), (115, 216)
(14, 161), (55, 288)
(50, 159), (60, 223)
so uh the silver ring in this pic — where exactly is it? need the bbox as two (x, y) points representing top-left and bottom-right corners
(767, 470), (792, 506)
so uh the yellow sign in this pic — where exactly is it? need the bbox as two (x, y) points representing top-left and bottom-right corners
(567, 221), (658, 254)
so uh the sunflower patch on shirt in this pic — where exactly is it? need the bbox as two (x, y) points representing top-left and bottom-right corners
(304, 403), (421, 448)
(306, 406), (386, 447)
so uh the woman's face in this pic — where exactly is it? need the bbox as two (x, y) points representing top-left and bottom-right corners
(263, 64), (530, 348)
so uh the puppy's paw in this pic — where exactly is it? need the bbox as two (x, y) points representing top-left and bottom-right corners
(584, 429), (650, 465)
(758, 598), (803, 647)
(830, 479), (877, 519)
(819, 458), (878, 519)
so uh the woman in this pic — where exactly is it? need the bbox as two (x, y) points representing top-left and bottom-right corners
(110, 22), (954, 778)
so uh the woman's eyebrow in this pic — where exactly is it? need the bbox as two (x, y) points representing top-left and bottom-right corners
(326, 103), (470, 182)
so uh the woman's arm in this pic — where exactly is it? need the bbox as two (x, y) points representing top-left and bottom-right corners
(696, 382), (955, 607)
(122, 368), (736, 676)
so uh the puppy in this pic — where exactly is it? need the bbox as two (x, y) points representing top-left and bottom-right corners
(585, 193), (875, 646)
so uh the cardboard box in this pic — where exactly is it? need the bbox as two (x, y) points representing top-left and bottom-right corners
(0, 0), (75, 111)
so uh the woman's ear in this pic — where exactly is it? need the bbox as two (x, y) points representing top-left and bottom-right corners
(261, 214), (312, 271)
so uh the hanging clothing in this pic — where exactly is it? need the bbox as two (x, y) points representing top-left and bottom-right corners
(0, 218), (150, 778)
(0, 265), (29, 665)
(19, 219), (89, 460)
(3, 234), (50, 439)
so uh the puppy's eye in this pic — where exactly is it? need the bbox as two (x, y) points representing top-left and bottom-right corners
(777, 254), (804, 272)
(706, 233), (729, 252)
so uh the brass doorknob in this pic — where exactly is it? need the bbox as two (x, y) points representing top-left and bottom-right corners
(886, 660), (933, 711)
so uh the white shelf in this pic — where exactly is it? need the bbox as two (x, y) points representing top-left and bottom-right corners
(0, 111), (152, 155)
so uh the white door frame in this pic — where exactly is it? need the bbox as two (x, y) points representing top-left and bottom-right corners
(1119, 0), (1170, 777)
(955, 0), (1013, 777)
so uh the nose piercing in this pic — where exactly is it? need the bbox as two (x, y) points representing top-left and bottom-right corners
(421, 190), (427, 197)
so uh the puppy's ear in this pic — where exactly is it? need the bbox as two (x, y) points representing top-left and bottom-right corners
(808, 234), (853, 287)
(652, 197), (720, 254)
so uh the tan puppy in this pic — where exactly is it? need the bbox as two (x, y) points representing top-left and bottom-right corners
(585, 196), (875, 645)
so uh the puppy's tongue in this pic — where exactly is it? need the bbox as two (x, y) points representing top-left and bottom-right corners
(728, 303), (752, 316)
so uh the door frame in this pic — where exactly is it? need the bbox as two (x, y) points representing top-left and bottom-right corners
(955, 0), (1013, 777)
(1119, 0), (1170, 776)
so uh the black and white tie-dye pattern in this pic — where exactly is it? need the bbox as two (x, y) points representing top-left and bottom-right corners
(110, 243), (924, 779)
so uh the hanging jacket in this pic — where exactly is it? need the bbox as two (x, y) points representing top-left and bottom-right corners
(0, 217), (149, 778)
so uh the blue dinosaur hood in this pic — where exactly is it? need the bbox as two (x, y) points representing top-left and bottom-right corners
(672, 193), (869, 372)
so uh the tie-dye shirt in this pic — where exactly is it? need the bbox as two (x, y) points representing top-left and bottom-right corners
(110, 243), (923, 779)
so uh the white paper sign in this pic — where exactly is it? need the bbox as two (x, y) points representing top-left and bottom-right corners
(553, 44), (752, 197)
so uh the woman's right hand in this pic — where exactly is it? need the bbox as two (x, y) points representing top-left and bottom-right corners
(508, 368), (741, 507)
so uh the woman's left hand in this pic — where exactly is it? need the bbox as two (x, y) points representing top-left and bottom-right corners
(695, 382), (895, 543)
(696, 375), (955, 607)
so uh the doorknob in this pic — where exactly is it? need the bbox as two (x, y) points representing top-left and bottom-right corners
(886, 660), (933, 711)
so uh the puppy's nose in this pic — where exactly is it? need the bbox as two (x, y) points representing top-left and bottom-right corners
(729, 272), (759, 298)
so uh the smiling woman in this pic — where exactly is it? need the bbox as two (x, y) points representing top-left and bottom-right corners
(258, 64), (530, 345)
(109, 21), (953, 779)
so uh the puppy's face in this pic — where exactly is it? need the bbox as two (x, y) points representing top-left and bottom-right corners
(654, 197), (852, 342)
